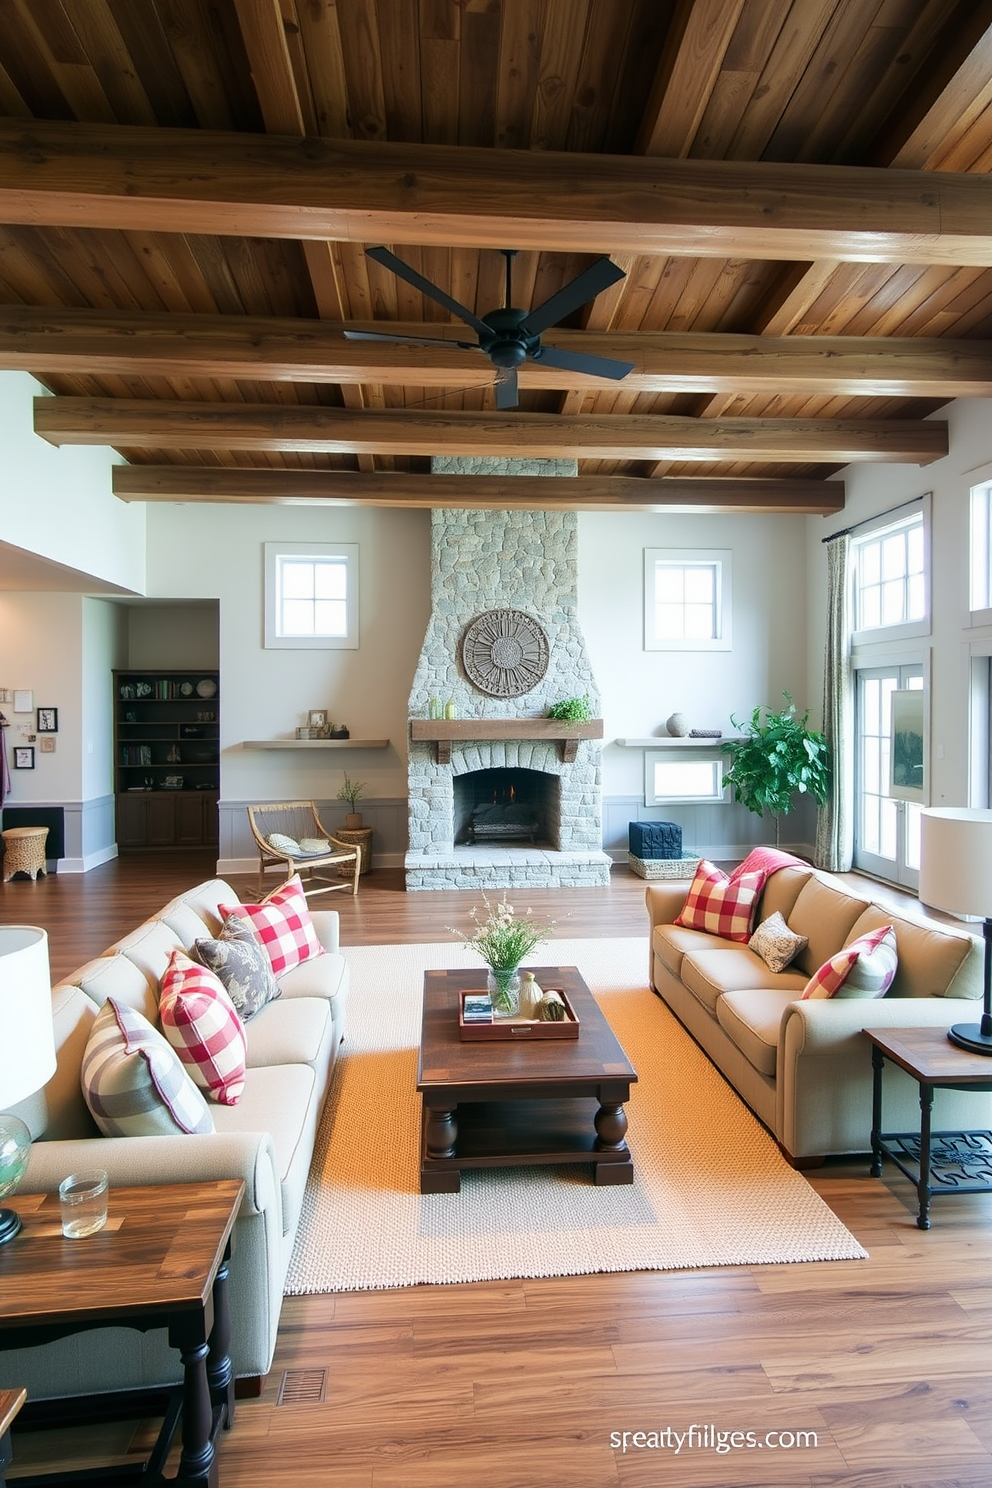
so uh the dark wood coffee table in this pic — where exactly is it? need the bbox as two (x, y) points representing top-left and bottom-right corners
(417, 965), (637, 1193)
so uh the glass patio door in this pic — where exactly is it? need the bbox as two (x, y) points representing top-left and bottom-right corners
(854, 664), (923, 887)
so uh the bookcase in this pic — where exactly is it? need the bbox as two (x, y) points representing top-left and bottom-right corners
(113, 669), (219, 850)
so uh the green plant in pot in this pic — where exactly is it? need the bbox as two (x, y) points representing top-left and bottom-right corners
(721, 692), (830, 849)
(337, 773), (366, 828)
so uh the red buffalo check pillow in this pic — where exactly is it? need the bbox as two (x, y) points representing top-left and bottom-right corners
(159, 951), (247, 1105)
(674, 860), (764, 943)
(801, 924), (898, 1000)
(219, 873), (324, 976)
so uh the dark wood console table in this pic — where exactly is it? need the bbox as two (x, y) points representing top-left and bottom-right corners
(0, 1178), (244, 1486)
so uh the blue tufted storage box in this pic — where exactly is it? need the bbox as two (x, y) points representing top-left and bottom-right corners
(629, 821), (683, 859)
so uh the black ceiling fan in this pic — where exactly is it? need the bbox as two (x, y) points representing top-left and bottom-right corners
(344, 247), (635, 409)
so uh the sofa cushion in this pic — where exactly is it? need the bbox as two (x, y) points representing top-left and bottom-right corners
(81, 997), (215, 1137)
(159, 899), (219, 949)
(755, 863), (813, 928)
(219, 875), (324, 976)
(278, 950), (348, 1003)
(674, 861), (764, 943)
(846, 904), (982, 1000)
(159, 951), (248, 1105)
(77, 953), (159, 1026)
(716, 989), (797, 1078)
(682, 947), (808, 1015)
(193, 917), (281, 1022)
(211, 1062), (317, 1236)
(786, 875), (871, 976)
(802, 925), (898, 1000)
(113, 919), (186, 996)
(749, 911), (808, 974)
(244, 997), (332, 1069)
(160, 880), (233, 940)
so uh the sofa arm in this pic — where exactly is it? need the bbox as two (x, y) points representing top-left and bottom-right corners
(309, 908), (341, 955)
(644, 883), (690, 930)
(22, 1130), (280, 1221)
(776, 996), (986, 1161)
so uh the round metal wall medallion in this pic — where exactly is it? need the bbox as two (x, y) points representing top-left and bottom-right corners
(461, 608), (550, 697)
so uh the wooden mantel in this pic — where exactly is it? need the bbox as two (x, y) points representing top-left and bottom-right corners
(410, 717), (604, 765)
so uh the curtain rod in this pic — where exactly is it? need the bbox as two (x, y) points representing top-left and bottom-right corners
(820, 495), (923, 543)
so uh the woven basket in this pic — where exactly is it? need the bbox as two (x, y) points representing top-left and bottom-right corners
(627, 852), (700, 880)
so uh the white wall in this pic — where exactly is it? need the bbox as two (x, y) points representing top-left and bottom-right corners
(0, 592), (87, 805)
(806, 397), (992, 812)
(0, 372), (145, 593)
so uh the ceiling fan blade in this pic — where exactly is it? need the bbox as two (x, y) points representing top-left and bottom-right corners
(531, 344), (635, 381)
(343, 329), (480, 349)
(519, 256), (626, 336)
(366, 247), (490, 336)
(494, 368), (519, 410)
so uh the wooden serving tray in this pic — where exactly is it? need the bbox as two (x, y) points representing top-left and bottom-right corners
(458, 987), (580, 1041)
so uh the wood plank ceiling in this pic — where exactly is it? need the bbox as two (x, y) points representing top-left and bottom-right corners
(2, 0), (992, 512)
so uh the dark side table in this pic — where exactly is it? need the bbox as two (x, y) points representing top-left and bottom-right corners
(866, 1026), (992, 1229)
(0, 1178), (244, 1486)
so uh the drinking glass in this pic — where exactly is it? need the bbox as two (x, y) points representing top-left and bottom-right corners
(59, 1169), (109, 1238)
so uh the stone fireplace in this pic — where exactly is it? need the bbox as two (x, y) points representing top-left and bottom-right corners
(406, 463), (610, 890)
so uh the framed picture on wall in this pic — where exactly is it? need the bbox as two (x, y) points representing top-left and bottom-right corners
(13, 690), (33, 713)
(37, 707), (58, 732)
(890, 689), (926, 803)
(14, 746), (35, 769)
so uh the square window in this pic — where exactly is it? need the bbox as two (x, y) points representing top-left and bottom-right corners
(264, 544), (358, 650)
(644, 550), (731, 651)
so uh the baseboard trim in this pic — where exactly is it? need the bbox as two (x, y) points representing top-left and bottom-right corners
(57, 844), (119, 874)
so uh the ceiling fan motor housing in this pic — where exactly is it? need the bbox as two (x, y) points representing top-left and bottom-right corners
(479, 308), (540, 368)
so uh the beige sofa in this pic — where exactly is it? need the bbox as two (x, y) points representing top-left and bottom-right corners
(647, 864), (990, 1163)
(1, 877), (347, 1401)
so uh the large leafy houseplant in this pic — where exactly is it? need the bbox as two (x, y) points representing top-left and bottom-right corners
(721, 693), (830, 847)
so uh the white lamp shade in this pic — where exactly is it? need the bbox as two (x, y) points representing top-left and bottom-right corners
(0, 925), (56, 1109)
(919, 807), (992, 919)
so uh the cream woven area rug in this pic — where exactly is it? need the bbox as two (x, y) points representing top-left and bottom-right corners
(285, 937), (866, 1294)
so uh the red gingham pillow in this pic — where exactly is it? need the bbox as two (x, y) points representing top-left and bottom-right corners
(801, 925), (897, 1000)
(673, 860), (764, 943)
(219, 874), (324, 976)
(159, 950), (247, 1105)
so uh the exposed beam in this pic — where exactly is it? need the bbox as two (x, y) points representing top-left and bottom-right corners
(4, 307), (992, 397)
(111, 465), (845, 514)
(4, 121), (992, 266)
(635, 0), (746, 157)
(36, 397), (948, 464)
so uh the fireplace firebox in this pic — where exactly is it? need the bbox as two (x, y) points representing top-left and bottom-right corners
(453, 768), (561, 846)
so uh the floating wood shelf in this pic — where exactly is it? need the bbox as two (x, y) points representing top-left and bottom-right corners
(410, 717), (603, 764)
(242, 739), (390, 750)
(615, 736), (739, 748)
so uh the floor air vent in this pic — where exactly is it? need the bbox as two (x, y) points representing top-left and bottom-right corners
(277, 1368), (326, 1405)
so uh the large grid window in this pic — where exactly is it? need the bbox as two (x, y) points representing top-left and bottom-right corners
(644, 549), (731, 651)
(852, 511), (926, 636)
(264, 542), (358, 649)
(970, 481), (992, 618)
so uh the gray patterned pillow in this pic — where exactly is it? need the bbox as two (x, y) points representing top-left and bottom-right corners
(748, 911), (808, 974)
(193, 915), (281, 1021)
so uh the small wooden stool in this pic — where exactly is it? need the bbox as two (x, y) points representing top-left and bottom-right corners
(1, 826), (49, 882)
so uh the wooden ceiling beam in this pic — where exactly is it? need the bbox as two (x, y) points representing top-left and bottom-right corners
(4, 121), (992, 266)
(4, 306), (992, 396)
(111, 464), (844, 514)
(35, 396), (947, 464)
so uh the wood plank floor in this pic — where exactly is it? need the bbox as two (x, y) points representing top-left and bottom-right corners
(3, 856), (991, 1486)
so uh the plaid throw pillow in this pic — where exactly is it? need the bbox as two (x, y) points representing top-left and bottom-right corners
(159, 950), (248, 1105)
(802, 925), (898, 1000)
(219, 873), (324, 976)
(674, 860), (764, 943)
(81, 996), (214, 1137)
(193, 915), (280, 1022)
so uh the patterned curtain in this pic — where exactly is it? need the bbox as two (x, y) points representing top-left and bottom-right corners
(814, 533), (854, 871)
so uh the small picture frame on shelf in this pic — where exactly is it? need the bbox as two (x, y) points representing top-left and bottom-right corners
(163, 774), (184, 790)
(14, 746), (35, 769)
(37, 707), (58, 732)
(308, 710), (328, 730)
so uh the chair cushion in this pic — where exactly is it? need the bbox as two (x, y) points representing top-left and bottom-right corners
(193, 916), (281, 1022)
(749, 911), (808, 974)
(219, 874), (324, 976)
(674, 860), (763, 944)
(81, 997), (214, 1137)
(802, 925), (898, 1000)
(159, 951), (248, 1105)
(715, 989), (796, 1078)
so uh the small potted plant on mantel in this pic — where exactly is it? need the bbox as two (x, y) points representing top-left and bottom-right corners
(336, 774), (366, 829)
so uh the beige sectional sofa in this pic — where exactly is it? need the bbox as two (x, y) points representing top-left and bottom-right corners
(2, 877), (347, 1401)
(647, 864), (990, 1163)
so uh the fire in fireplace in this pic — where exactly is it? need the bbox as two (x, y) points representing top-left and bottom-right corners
(453, 767), (561, 846)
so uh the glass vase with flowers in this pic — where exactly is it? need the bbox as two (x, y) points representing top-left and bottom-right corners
(448, 894), (556, 1018)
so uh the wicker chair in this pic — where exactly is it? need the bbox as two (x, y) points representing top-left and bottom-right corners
(246, 802), (361, 898)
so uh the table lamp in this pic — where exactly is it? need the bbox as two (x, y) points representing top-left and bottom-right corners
(0, 925), (56, 1242)
(919, 807), (992, 1055)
